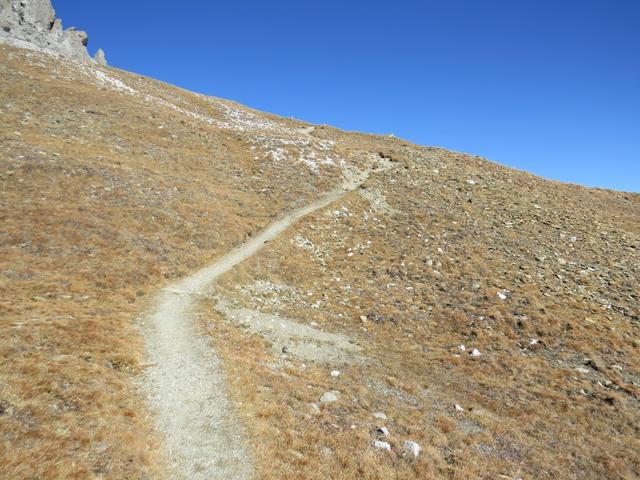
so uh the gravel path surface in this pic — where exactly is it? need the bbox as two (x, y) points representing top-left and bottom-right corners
(140, 174), (371, 478)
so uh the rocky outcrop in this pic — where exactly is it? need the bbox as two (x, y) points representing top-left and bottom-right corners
(94, 47), (106, 65)
(0, 0), (105, 64)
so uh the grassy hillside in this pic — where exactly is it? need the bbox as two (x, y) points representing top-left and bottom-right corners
(203, 144), (639, 478)
(0, 44), (349, 478)
(1, 43), (638, 479)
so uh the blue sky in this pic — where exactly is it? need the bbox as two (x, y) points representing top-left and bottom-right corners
(54, 1), (639, 192)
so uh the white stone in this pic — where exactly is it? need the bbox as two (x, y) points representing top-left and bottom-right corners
(373, 412), (387, 420)
(497, 291), (508, 300)
(403, 440), (421, 458)
(320, 390), (340, 403)
(455, 404), (464, 412)
(458, 344), (466, 352)
(372, 440), (391, 451)
(330, 370), (340, 377)
(470, 348), (482, 357)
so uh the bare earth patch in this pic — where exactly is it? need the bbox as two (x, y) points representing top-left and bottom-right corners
(214, 295), (362, 364)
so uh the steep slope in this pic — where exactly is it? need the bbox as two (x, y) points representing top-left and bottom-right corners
(1, 39), (639, 480)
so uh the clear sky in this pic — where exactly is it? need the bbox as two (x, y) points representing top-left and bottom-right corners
(54, 0), (639, 192)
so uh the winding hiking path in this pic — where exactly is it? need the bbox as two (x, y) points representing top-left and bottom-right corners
(141, 174), (368, 479)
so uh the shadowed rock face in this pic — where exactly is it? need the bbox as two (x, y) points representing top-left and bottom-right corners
(0, 0), (105, 64)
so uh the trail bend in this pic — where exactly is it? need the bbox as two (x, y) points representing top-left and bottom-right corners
(140, 170), (376, 479)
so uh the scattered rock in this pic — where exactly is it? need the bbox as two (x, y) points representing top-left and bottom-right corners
(470, 348), (482, 357)
(497, 291), (508, 300)
(458, 344), (466, 352)
(375, 426), (389, 436)
(403, 440), (421, 458)
(287, 449), (304, 460)
(373, 412), (387, 420)
(585, 358), (604, 372)
(575, 367), (590, 374)
(320, 446), (333, 457)
(372, 440), (391, 452)
(320, 390), (340, 403)
(455, 404), (465, 412)
(330, 370), (340, 377)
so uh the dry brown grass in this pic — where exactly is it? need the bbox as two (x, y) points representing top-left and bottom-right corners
(0, 44), (344, 478)
(2, 41), (639, 479)
(202, 145), (639, 478)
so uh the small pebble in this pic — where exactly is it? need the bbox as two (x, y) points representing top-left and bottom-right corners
(372, 440), (391, 451)
(320, 391), (340, 403)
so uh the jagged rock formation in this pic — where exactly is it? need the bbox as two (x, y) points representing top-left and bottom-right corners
(0, 0), (105, 64)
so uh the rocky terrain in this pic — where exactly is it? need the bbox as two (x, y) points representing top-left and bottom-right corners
(0, 4), (639, 479)
(0, 0), (105, 64)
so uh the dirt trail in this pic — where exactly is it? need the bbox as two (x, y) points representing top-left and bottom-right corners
(140, 167), (380, 479)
